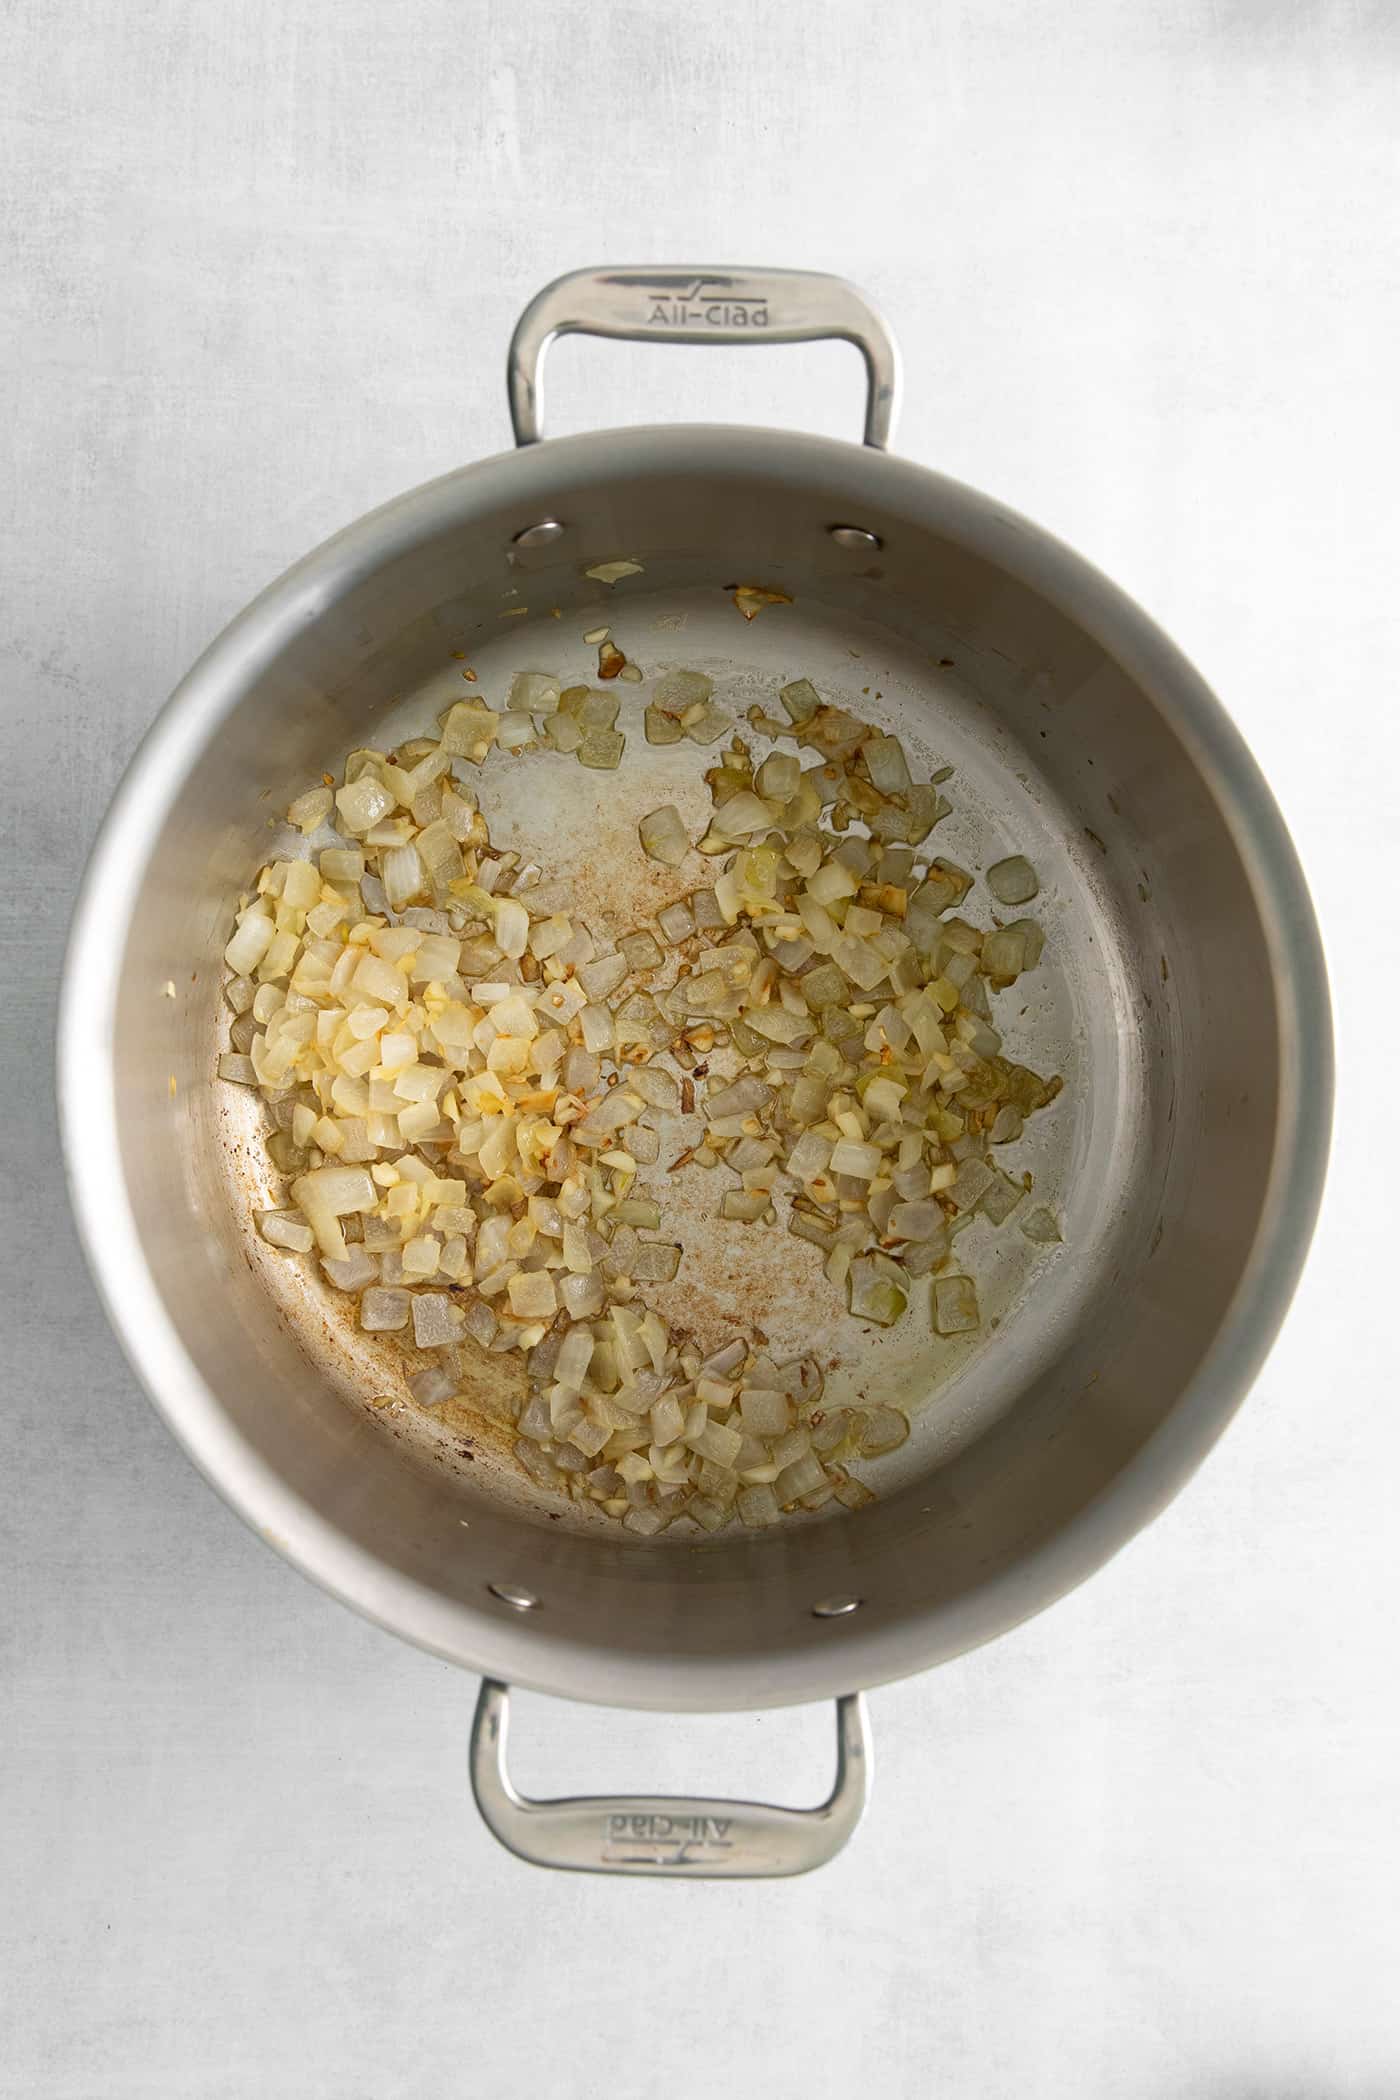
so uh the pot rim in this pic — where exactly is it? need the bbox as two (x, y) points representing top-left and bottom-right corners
(57, 424), (1333, 1711)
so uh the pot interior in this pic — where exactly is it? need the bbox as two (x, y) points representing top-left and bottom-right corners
(78, 428), (1300, 1706)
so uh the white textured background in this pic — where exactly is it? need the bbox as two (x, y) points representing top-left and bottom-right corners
(3, 3), (1398, 2095)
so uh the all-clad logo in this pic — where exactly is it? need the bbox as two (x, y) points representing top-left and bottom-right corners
(644, 279), (770, 330)
(604, 1812), (736, 1866)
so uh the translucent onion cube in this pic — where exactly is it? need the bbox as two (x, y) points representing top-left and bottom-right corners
(933, 1274), (981, 1334)
(638, 805), (691, 867)
(986, 855), (1039, 905)
(360, 1288), (411, 1333)
(257, 1211), (314, 1254)
(507, 1270), (557, 1320)
(411, 1292), (466, 1348)
(739, 1387), (789, 1438)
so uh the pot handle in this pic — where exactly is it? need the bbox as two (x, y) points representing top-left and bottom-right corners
(507, 266), (901, 451)
(469, 1678), (871, 1878)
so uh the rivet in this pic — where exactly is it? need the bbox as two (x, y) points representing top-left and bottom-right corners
(488, 1581), (540, 1612)
(512, 519), (565, 549)
(812, 1594), (863, 1619)
(827, 524), (883, 552)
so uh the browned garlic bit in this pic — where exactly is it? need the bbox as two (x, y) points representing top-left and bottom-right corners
(220, 660), (1060, 1536)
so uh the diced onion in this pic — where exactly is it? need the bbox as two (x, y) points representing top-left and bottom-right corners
(584, 559), (644, 585)
(653, 669), (713, 710)
(710, 791), (772, 839)
(288, 786), (333, 834)
(847, 1258), (907, 1326)
(987, 855), (1039, 905)
(258, 1210), (315, 1253)
(703, 1075), (772, 1120)
(493, 897), (528, 959)
(578, 727), (625, 770)
(361, 1287), (411, 1332)
(335, 776), (395, 835)
(508, 671), (562, 714)
(638, 806), (691, 867)
(382, 844), (424, 910)
(933, 1274), (981, 1334)
(855, 1405), (909, 1457)
(829, 1139), (880, 1181)
(222, 644), (1063, 1541)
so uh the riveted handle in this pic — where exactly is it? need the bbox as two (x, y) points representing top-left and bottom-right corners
(469, 1679), (871, 1879)
(507, 265), (901, 450)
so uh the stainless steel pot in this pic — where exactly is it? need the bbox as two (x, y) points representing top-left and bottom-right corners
(58, 268), (1331, 1877)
